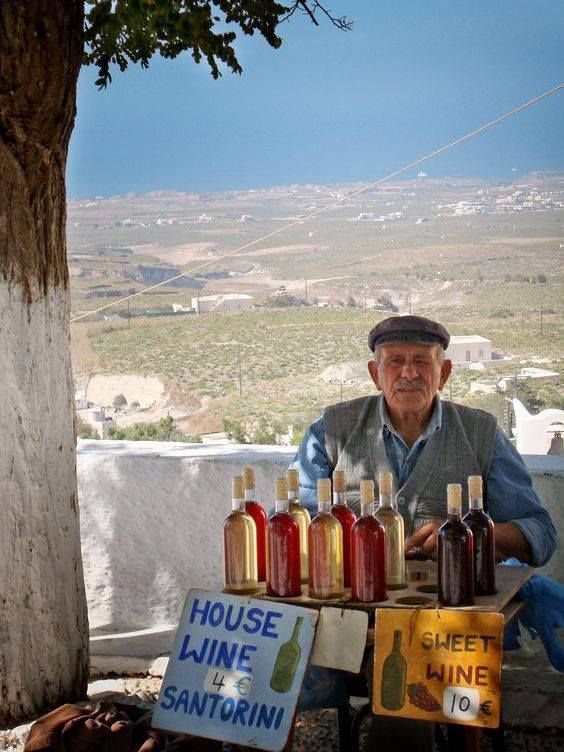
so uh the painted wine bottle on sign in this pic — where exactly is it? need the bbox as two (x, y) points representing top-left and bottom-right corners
(223, 475), (258, 595)
(330, 470), (357, 588)
(351, 479), (387, 603)
(308, 478), (344, 599)
(463, 475), (496, 596)
(380, 629), (407, 711)
(267, 477), (302, 597)
(269, 616), (304, 693)
(375, 471), (406, 589)
(243, 466), (267, 582)
(286, 468), (311, 585)
(438, 483), (474, 606)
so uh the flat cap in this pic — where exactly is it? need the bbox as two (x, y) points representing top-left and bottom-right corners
(368, 315), (450, 352)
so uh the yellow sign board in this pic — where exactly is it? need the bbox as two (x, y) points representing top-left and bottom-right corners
(373, 609), (504, 728)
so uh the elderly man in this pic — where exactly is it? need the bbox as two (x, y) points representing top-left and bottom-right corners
(292, 314), (556, 567)
(291, 315), (557, 752)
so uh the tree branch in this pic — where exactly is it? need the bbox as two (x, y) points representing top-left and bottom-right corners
(282, 1), (352, 31)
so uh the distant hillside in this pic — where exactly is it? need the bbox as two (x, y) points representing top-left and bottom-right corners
(69, 174), (563, 436)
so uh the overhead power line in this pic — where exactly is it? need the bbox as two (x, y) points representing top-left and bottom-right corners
(71, 82), (563, 323)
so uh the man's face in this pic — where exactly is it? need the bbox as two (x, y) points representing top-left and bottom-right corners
(367, 343), (452, 416)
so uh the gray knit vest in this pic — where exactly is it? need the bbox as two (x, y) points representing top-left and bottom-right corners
(323, 395), (497, 536)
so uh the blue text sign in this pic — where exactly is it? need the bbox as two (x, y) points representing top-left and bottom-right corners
(153, 590), (318, 750)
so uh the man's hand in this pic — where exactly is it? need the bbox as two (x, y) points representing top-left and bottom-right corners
(404, 520), (444, 559)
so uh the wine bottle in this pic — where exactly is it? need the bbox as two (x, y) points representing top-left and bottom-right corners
(380, 629), (407, 711)
(308, 478), (344, 599)
(438, 483), (474, 606)
(287, 468), (311, 585)
(375, 471), (406, 589)
(269, 616), (303, 693)
(463, 475), (496, 596)
(351, 480), (387, 603)
(243, 466), (267, 582)
(330, 470), (357, 588)
(267, 477), (302, 597)
(223, 475), (258, 595)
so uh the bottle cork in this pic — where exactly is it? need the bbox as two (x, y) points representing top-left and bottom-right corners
(378, 471), (393, 495)
(317, 478), (332, 503)
(447, 483), (462, 509)
(243, 467), (255, 490)
(275, 477), (288, 501)
(333, 470), (346, 493)
(232, 475), (244, 499)
(360, 479), (375, 504)
(287, 468), (299, 492)
(468, 475), (483, 498)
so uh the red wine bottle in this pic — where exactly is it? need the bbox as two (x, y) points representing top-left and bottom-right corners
(438, 483), (474, 606)
(267, 478), (302, 597)
(351, 480), (387, 603)
(243, 466), (267, 582)
(330, 470), (357, 588)
(463, 475), (496, 596)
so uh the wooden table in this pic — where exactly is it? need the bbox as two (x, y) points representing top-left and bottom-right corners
(254, 561), (533, 613)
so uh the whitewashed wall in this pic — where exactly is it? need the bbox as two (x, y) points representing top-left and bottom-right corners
(78, 441), (295, 635)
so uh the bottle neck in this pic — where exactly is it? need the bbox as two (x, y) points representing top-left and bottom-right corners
(288, 490), (298, 502)
(232, 497), (245, 512)
(447, 506), (462, 520)
(318, 500), (331, 514)
(291, 616), (303, 641)
(393, 630), (402, 651)
(245, 488), (255, 502)
(469, 496), (483, 511)
(333, 491), (347, 506)
(361, 501), (374, 517)
(275, 499), (289, 514)
(379, 492), (393, 509)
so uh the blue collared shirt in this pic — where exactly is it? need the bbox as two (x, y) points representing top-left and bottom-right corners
(290, 398), (557, 567)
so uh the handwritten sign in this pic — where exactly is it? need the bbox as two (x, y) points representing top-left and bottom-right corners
(153, 590), (318, 751)
(373, 609), (504, 728)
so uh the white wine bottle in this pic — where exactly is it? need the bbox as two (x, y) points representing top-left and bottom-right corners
(308, 478), (344, 599)
(223, 475), (258, 595)
(375, 471), (406, 589)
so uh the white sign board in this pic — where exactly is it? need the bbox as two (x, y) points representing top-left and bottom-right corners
(310, 607), (368, 673)
(153, 590), (318, 751)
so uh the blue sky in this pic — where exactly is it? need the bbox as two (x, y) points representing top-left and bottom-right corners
(67, 0), (564, 197)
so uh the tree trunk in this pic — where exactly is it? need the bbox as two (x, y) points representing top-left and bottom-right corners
(0, 1), (89, 724)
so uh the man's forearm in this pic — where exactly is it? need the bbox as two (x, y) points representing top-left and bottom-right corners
(494, 522), (532, 563)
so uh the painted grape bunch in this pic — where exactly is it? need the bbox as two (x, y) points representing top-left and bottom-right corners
(407, 683), (441, 712)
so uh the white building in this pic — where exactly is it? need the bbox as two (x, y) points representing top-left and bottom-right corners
(446, 335), (492, 366)
(498, 368), (559, 393)
(191, 293), (254, 314)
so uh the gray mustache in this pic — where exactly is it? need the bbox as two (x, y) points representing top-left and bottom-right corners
(393, 378), (426, 391)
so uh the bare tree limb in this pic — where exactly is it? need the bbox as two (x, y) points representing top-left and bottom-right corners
(282, 1), (353, 31)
